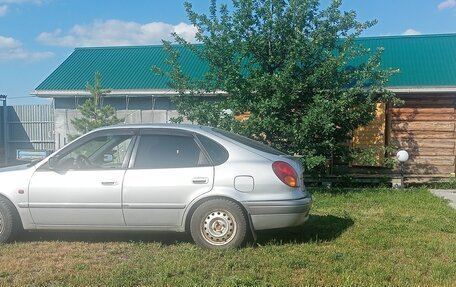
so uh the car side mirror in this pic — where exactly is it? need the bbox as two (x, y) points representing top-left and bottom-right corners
(103, 154), (114, 163)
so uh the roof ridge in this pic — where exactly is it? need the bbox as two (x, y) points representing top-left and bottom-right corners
(75, 43), (204, 50)
(73, 34), (456, 50)
(356, 33), (456, 41)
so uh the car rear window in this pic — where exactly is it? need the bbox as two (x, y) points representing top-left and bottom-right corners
(212, 128), (286, 156)
(196, 134), (229, 165)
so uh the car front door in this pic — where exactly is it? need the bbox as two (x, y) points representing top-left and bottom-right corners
(28, 130), (136, 227)
(122, 129), (214, 227)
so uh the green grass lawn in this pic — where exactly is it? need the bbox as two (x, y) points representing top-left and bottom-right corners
(0, 188), (455, 286)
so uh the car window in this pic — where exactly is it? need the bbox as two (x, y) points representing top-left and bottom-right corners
(196, 134), (229, 165)
(134, 134), (209, 169)
(212, 128), (286, 155)
(57, 135), (134, 170)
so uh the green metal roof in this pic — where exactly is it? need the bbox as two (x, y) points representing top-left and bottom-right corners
(35, 33), (456, 92)
(355, 34), (456, 87)
(35, 45), (208, 91)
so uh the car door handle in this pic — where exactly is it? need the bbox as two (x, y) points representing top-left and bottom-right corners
(192, 177), (209, 184)
(101, 181), (118, 186)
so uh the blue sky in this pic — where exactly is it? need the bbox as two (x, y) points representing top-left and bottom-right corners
(1, 0), (456, 105)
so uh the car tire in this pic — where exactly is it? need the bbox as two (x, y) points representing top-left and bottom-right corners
(0, 198), (20, 243)
(190, 199), (247, 249)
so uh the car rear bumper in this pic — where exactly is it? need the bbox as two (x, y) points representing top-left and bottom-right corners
(242, 196), (312, 231)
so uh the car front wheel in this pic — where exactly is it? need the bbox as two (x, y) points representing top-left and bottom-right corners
(0, 198), (20, 243)
(190, 199), (247, 249)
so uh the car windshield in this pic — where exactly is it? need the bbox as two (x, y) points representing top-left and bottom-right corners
(211, 128), (286, 156)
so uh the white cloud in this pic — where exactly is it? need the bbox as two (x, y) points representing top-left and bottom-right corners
(0, 0), (45, 17)
(37, 20), (198, 47)
(0, 35), (53, 61)
(438, 0), (456, 10)
(174, 23), (199, 41)
(0, 5), (7, 16)
(0, 35), (21, 49)
(402, 28), (421, 36)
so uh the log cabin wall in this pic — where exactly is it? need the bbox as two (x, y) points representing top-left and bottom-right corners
(352, 103), (386, 166)
(390, 94), (456, 178)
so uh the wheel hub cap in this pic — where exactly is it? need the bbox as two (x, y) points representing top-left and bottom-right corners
(201, 210), (237, 246)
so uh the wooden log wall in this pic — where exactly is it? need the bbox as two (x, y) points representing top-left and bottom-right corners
(352, 103), (386, 166)
(390, 96), (456, 176)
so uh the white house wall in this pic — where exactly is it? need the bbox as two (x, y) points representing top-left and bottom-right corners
(54, 108), (182, 149)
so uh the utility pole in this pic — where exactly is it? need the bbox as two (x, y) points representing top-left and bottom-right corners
(0, 95), (7, 166)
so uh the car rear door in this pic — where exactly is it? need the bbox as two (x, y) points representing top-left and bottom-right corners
(122, 129), (214, 227)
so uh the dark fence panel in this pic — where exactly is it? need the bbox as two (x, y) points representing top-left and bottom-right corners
(0, 105), (54, 166)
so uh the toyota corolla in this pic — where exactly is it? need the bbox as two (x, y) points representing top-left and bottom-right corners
(0, 124), (312, 249)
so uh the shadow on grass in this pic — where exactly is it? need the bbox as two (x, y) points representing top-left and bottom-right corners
(16, 214), (353, 247)
(256, 214), (354, 245)
(18, 230), (192, 245)
(308, 187), (388, 195)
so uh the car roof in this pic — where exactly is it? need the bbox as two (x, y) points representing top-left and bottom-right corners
(94, 123), (208, 132)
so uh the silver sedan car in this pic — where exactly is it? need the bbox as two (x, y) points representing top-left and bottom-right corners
(0, 124), (312, 249)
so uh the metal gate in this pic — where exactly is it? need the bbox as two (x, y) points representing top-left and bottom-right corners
(0, 105), (55, 166)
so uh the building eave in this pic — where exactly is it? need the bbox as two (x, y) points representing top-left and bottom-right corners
(31, 89), (227, 97)
(389, 86), (456, 94)
(32, 86), (456, 98)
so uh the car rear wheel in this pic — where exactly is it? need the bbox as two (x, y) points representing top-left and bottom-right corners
(190, 199), (247, 249)
(0, 198), (20, 243)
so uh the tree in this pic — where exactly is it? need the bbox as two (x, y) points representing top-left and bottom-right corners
(70, 72), (122, 139)
(157, 0), (399, 172)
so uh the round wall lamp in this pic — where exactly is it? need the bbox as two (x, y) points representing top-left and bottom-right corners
(396, 150), (409, 188)
(396, 150), (409, 163)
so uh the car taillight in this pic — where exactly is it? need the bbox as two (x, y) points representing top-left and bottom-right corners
(272, 161), (299, 187)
